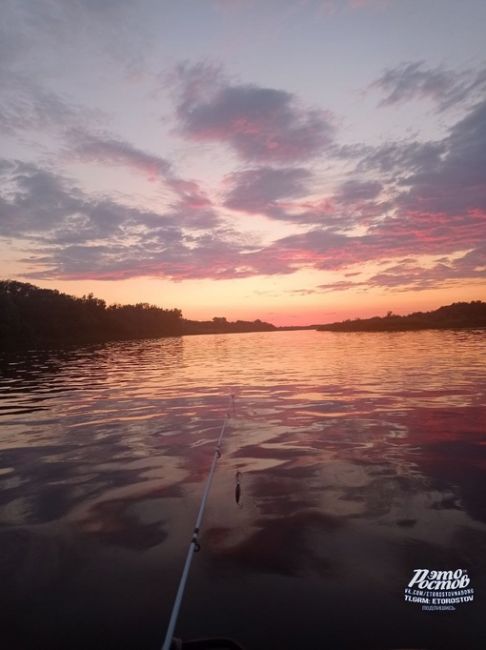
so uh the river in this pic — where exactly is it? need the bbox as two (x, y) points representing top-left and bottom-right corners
(0, 329), (485, 649)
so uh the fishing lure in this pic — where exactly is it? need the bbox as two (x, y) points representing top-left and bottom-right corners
(235, 471), (241, 504)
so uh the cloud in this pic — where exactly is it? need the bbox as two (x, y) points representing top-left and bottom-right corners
(289, 191), (386, 229)
(223, 166), (311, 214)
(2, 93), (485, 291)
(269, 200), (485, 276)
(372, 61), (486, 111)
(340, 96), (486, 244)
(396, 98), (486, 217)
(0, 75), (95, 136)
(166, 178), (219, 229)
(314, 279), (367, 292)
(1, 0), (148, 76)
(3, 155), (484, 289)
(223, 166), (384, 228)
(0, 0), (151, 138)
(335, 179), (382, 203)
(315, 247), (486, 293)
(367, 257), (481, 291)
(357, 140), (445, 177)
(170, 62), (335, 162)
(24, 233), (292, 283)
(270, 199), (486, 288)
(0, 2), (138, 133)
(67, 131), (219, 228)
(69, 131), (172, 180)
(0, 159), (175, 244)
(0, 160), (281, 281)
(263, 95), (486, 282)
(0, 161), (88, 238)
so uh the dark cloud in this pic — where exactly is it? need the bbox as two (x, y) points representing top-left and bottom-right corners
(223, 166), (384, 228)
(0, 158), (219, 246)
(396, 98), (486, 217)
(0, 160), (284, 281)
(265, 98), (486, 280)
(314, 98), (486, 287)
(0, 161), (89, 237)
(0, 160), (174, 245)
(269, 228), (350, 268)
(335, 179), (382, 203)
(345, 80), (486, 250)
(223, 166), (311, 214)
(288, 195), (387, 229)
(356, 140), (445, 176)
(170, 63), (335, 162)
(372, 61), (486, 111)
(24, 233), (291, 283)
(25, 241), (186, 282)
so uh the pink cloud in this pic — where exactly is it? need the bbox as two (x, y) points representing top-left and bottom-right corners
(170, 63), (334, 162)
(166, 178), (212, 210)
(4, 93), (486, 293)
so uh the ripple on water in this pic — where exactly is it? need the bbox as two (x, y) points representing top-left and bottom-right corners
(0, 330), (485, 648)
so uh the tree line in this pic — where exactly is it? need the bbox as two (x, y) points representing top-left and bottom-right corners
(317, 301), (486, 332)
(182, 316), (276, 335)
(0, 280), (183, 347)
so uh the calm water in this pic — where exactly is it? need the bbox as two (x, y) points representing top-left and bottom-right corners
(0, 330), (485, 649)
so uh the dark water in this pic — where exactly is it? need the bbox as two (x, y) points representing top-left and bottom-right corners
(0, 330), (485, 649)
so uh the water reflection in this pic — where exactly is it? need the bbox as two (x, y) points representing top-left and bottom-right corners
(0, 330), (485, 649)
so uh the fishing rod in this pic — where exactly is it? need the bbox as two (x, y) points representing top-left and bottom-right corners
(161, 393), (236, 650)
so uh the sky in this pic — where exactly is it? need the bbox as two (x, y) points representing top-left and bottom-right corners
(1, 0), (485, 326)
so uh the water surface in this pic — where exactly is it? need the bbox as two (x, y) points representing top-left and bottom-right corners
(1, 330), (485, 649)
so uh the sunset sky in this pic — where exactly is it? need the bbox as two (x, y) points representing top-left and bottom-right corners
(1, 0), (485, 325)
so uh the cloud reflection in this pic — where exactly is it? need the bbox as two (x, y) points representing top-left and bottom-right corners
(1, 331), (485, 648)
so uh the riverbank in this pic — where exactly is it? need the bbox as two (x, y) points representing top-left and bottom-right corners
(317, 301), (486, 332)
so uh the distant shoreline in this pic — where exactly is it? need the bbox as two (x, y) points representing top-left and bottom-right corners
(1, 281), (485, 349)
(317, 301), (486, 333)
(3, 323), (486, 354)
(318, 324), (486, 333)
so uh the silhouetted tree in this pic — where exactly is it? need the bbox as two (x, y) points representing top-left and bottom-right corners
(183, 316), (276, 335)
(0, 280), (182, 348)
(317, 301), (486, 332)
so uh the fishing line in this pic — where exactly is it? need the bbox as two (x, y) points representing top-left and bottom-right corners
(161, 393), (236, 650)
